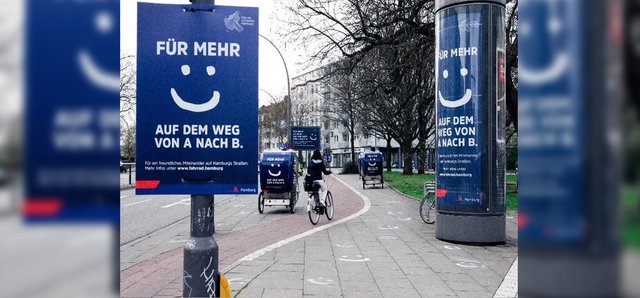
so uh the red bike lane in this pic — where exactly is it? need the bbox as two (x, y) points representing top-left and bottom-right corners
(120, 175), (365, 297)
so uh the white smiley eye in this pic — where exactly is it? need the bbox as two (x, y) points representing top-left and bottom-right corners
(443, 70), (449, 78)
(206, 66), (216, 76)
(181, 65), (191, 76)
(548, 18), (561, 34)
(95, 11), (113, 34)
(460, 68), (469, 76)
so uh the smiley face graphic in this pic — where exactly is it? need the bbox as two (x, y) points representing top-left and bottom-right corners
(518, 0), (569, 85)
(267, 164), (282, 177)
(77, 11), (120, 93)
(309, 133), (318, 141)
(438, 67), (473, 108)
(170, 65), (221, 113)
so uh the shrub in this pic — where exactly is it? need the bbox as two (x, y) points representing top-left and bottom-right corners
(341, 161), (359, 174)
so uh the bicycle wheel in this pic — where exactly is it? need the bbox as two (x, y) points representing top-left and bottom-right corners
(325, 191), (334, 220)
(420, 194), (435, 224)
(308, 194), (320, 225)
(258, 192), (264, 214)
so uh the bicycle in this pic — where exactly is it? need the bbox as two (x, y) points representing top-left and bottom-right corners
(305, 179), (334, 225)
(420, 182), (436, 224)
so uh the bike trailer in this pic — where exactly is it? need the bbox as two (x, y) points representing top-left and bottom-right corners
(258, 151), (299, 213)
(361, 152), (384, 189)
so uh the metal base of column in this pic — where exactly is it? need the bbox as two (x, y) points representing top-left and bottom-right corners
(520, 254), (619, 297)
(435, 212), (505, 243)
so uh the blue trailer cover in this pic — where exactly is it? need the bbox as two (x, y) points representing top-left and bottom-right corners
(260, 151), (295, 193)
(362, 153), (383, 177)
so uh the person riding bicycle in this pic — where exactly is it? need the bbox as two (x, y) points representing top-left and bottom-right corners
(307, 150), (332, 206)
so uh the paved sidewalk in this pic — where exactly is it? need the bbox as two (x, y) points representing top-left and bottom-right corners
(225, 174), (518, 297)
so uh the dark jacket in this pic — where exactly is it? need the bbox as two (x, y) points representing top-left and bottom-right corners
(307, 159), (331, 181)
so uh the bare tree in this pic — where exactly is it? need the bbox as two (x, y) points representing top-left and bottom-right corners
(120, 124), (136, 161)
(120, 54), (136, 129)
(326, 63), (360, 163)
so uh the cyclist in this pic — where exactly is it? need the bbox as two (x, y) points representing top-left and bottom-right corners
(307, 149), (332, 206)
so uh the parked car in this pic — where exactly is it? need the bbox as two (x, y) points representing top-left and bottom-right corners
(120, 161), (128, 173)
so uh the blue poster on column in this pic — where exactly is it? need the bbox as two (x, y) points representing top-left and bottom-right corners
(518, 0), (587, 245)
(136, 3), (259, 195)
(435, 5), (486, 211)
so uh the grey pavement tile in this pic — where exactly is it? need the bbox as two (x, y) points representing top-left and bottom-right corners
(262, 288), (303, 298)
(454, 290), (493, 298)
(343, 290), (383, 298)
(445, 279), (488, 293)
(373, 277), (415, 289)
(270, 262), (305, 272)
(303, 284), (343, 296)
(439, 273), (477, 282)
(234, 287), (264, 298)
(340, 280), (380, 292)
(379, 287), (422, 298)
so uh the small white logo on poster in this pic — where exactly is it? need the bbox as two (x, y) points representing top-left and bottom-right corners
(171, 64), (221, 112)
(224, 11), (244, 32)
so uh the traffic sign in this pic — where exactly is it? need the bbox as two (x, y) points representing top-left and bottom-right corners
(136, 3), (259, 195)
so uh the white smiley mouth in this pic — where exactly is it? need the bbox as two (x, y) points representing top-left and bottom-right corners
(368, 162), (377, 166)
(268, 169), (282, 177)
(309, 135), (318, 141)
(77, 50), (120, 93)
(438, 89), (473, 108)
(519, 53), (569, 85)
(170, 88), (220, 113)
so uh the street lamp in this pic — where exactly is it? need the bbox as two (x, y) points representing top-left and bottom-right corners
(259, 34), (291, 145)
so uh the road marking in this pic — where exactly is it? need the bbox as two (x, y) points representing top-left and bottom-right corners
(120, 195), (128, 199)
(337, 255), (369, 262)
(307, 277), (333, 285)
(161, 198), (190, 208)
(123, 199), (151, 207)
(336, 244), (354, 248)
(225, 175), (371, 272)
(378, 225), (399, 230)
(494, 257), (518, 297)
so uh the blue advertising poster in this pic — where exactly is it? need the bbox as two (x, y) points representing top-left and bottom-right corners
(435, 5), (486, 210)
(518, 0), (587, 245)
(25, 0), (120, 222)
(136, 3), (258, 195)
(290, 126), (320, 150)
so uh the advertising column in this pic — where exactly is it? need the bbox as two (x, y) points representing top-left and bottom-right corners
(435, 0), (506, 243)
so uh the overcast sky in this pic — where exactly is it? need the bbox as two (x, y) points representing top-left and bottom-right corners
(120, 0), (309, 107)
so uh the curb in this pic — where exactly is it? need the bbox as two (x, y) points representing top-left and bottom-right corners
(385, 183), (422, 201)
(223, 175), (371, 273)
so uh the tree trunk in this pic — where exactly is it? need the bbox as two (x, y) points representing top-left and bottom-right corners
(402, 147), (414, 175)
(386, 136), (392, 172)
(350, 129), (356, 163)
(416, 142), (426, 174)
(401, 141), (414, 175)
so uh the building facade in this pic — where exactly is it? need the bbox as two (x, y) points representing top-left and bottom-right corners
(290, 65), (411, 169)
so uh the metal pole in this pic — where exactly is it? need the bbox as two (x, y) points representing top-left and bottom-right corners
(128, 165), (132, 185)
(183, 195), (218, 298)
(183, 2), (218, 297)
(259, 34), (291, 144)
